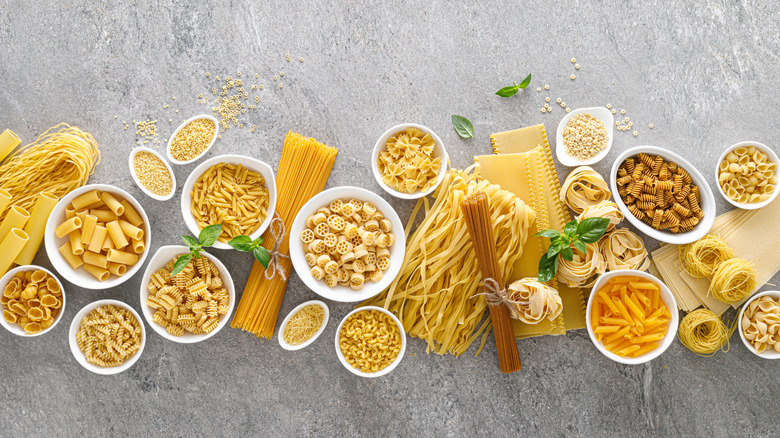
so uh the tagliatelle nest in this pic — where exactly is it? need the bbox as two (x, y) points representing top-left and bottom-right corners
(577, 200), (623, 232)
(506, 278), (563, 324)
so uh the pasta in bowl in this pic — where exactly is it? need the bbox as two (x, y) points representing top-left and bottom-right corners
(0, 266), (66, 337)
(139, 245), (235, 344)
(715, 141), (778, 210)
(44, 184), (151, 290)
(738, 290), (780, 359)
(289, 186), (406, 303)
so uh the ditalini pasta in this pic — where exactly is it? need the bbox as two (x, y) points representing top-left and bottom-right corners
(718, 145), (776, 204)
(75, 304), (142, 367)
(376, 127), (442, 194)
(190, 162), (269, 243)
(300, 198), (393, 291)
(146, 255), (229, 336)
(1, 269), (63, 334)
(54, 190), (146, 281)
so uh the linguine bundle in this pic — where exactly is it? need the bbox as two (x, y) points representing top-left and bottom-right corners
(0, 123), (100, 222)
(506, 278), (563, 324)
(678, 308), (733, 356)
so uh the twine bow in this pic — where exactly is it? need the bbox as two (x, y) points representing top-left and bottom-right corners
(264, 213), (291, 281)
(475, 277), (521, 311)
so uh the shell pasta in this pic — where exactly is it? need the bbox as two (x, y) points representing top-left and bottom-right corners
(718, 145), (776, 204)
(1, 269), (63, 334)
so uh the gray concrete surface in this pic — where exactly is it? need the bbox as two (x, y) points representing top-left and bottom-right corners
(1, 0), (779, 436)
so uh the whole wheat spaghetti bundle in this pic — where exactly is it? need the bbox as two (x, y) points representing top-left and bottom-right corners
(231, 132), (337, 338)
(462, 192), (521, 373)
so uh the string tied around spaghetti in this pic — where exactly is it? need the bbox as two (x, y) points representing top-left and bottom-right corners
(264, 213), (290, 281)
(474, 277), (521, 309)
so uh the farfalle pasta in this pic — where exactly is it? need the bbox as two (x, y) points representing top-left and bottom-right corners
(376, 127), (442, 194)
(577, 200), (623, 232)
(300, 198), (393, 291)
(506, 278), (563, 324)
(560, 166), (611, 214)
(1, 269), (62, 334)
(741, 295), (780, 354)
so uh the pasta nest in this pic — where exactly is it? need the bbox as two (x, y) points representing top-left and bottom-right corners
(560, 166), (611, 214)
(506, 278), (563, 324)
(577, 200), (624, 232)
(556, 243), (606, 288)
(599, 228), (649, 272)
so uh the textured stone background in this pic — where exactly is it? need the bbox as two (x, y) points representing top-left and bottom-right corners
(1, 0), (779, 436)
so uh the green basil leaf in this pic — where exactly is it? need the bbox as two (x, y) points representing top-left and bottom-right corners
(191, 250), (201, 259)
(573, 239), (587, 255)
(254, 247), (270, 269)
(171, 254), (192, 277)
(547, 243), (560, 259)
(537, 253), (558, 283)
(517, 73), (532, 89)
(451, 115), (474, 138)
(495, 85), (519, 98)
(560, 247), (574, 261)
(181, 235), (198, 248)
(198, 224), (223, 247)
(252, 236), (264, 248)
(228, 235), (254, 252)
(563, 220), (578, 237)
(577, 217), (610, 243)
(534, 229), (561, 239)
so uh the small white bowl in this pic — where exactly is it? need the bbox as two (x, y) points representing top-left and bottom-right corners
(278, 300), (329, 351)
(0, 266), (66, 337)
(586, 270), (679, 365)
(68, 299), (146, 375)
(738, 290), (780, 359)
(715, 141), (779, 210)
(371, 123), (448, 200)
(138, 245), (235, 343)
(128, 147), (177, 201)
(44, 184), (151, 290)
(556, 107), (615, 167)
(334, 306), (406, 377)
(180, 154), (277, 250)
(166, 114), (219, 165)
(610, 146), (716, 245)
(289, 186), (406, 303)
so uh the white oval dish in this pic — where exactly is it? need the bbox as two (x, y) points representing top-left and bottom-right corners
(128, 147), (177, 201)
(738, 290), (780, 359)
(139, 245), (235, 343)
(278, 300), (329, 351)
(586, 270), (679, 365)
(334, 306), (406, 377)
(44, 184), (151, 290)
(715, 141), (779, 210)
(288, 186), (406, 303)
(166, 114), (219, 165)
(0, 266), (66, 337)
(371, 123), (449, 200)
(610, 145), (716, 245)
(180, 154), (277, 250)
(68, 299), (146, 375)
(556, 106), (615, 167)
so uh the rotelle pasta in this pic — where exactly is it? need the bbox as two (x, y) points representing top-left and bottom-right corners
(560, 166), (611, 214)
(376, 127), (442, 194)
(506, 278), (563, 324)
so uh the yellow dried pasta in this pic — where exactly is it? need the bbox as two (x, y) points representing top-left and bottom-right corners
(1, 269), (62, 334)
(718, 145), (777, 204)
(376, 127), (442, 194)
(339, 309), (402, 373)
(75, 304), (142, 367)
(560, 166), (611, 214)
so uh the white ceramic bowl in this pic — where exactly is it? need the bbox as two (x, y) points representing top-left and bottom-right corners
(128, 147), (177, 201)
(334, 306), (406, 377)
(180, 154), (277, 250)
(586, 270), (679, 365)
(738, 290), (780, 359)
(138, 245), (235, 343)
(715, 141), (779, 210)
(166, 114), (219, 165)
(289, 186), (406, 303)
(44, 184), (151, 290)
(371, 123), (448, 200)
(277, 300), (329, 351)
(556, 107), (615, 167)
(68, 299), (146, 375)
(0, 266), (66, 337)
(610, 146), (716, 244)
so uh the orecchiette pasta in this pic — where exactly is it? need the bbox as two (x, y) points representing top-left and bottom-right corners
(1, 269), (62, 334)
(718, 145), (776, 204)
(376, 127), (442, 194)
(741, 295), (780, 354)
(301, 199), (393, 290)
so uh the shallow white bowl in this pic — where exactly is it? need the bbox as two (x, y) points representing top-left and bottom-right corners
(44, 184), (151, 290)
(289, 186), (406, 303)
(166, 114), (219, 165)
(68, 299), (146, 375)
(277, 300), (329, 351)
(738, 290), (780, 359)
(556, 107), (615, 167)
(586, 270), (679, 365)
(139, 245), (235, 344)
(128, 147), (177, 201)
(610, 145), (716, 244)
(371, 123), (448, 200)
(715, 141), (779, 210)
(180, 154), (277, 250)
(0, 266), (66, 337)
(334, 306), (406, 377)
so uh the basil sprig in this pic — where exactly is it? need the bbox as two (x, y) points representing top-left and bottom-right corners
(451, 115), (474, 138)
(172, 224), (223, 276)
(495, 73), (532, 97)
(228, 235), (270, 268)
(535, 217), (610, 283)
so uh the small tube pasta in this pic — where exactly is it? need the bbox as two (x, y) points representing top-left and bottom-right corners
(108, 263), (127, 276)
(106, 220), (129, 249)
(83, 251), (109, 269)
(107, 249), (139, 265)
(118, 220), (143, 240)
(83, 264), (110, 281)
(120, 200), (144, 227)
(58, 241), (84, 269)
(90, 209), (118, 223)
(88, 225), (108, 253)
(100, 191), (125, 216)
(71, 189), (101, 210)
(81, 214), (98, 245)
(131, 237), (145, 254)
(55, 216), (83, 238)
